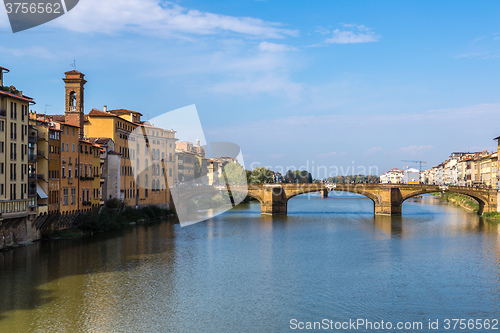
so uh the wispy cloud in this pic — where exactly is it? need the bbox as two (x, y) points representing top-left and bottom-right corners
(393, 145), (433, 155)
(52, 0), (298, 38)
(364, 147), (383, 156)
(319, 151), (347, 157)
(258, 42), (296, 52)
(0, 46), (59, 59)
(325, 24), (380, 44)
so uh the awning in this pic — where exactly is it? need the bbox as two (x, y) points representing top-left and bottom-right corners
(36, 184), (48, 199)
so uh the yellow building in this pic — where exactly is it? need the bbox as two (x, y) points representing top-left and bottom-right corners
(84, 108), (138, 206)
(30, 114), (49, 217)
(0, 65), (35, 221)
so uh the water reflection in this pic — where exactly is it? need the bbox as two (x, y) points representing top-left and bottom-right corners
(0, 221), (178, 332)
(372, 215), (403, 239)
(2, 196), (500, 332)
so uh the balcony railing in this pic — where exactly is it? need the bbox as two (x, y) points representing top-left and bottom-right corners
(37, 174), (45, 181)
(28, 154), (37, 162)
(37, 150), (45, 158)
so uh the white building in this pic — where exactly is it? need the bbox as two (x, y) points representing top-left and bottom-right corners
(380, 168), (404, 184)
(403, 168), (420, 184)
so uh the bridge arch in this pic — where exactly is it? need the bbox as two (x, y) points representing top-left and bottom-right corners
(400, 187), (488, 215)
(245, 191), (264, 205)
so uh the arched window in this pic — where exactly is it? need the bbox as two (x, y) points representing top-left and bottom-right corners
(69, 91), (76, 110)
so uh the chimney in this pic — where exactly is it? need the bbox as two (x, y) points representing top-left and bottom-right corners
(103, 105), (107, 112)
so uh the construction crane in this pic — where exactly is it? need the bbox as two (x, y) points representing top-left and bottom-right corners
(401, 160), (426, 173)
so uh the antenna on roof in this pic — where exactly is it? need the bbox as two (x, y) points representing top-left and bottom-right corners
(44, 104), (51, 114)
(70, 60), (76, 70)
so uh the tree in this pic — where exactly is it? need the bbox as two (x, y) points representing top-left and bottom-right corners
(194, 157), (201, 179)
(221, 162), (247, 185)
(249, 167), (274, 184)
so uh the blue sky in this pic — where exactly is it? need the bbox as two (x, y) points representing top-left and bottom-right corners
(1, 1), (500, 177)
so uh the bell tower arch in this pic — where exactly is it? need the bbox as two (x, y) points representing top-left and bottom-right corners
(63, 70), (86, 139)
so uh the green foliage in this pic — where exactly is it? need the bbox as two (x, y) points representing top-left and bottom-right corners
(482, 212), (500, 221)
(249, 167), (274, 184)
(327, 175), (380, 183)
(221, 162), (247, 185)
(105, 198), (122, 209)
(285, 170), (313, 183)
(78, 204), (174, 234)
(194, 157), (201, 179)
(438, 192), (479, 213)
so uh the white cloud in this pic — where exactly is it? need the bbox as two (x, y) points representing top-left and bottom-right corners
(0, 46), (59, 59)
(258, 42), (296, 52)
(210, 75), (302, 99)
(52, 0), (298, 38)
(319, 151), (347, 157)
(393, 145), (433, 155)
(364, 147), (383, 156)
(325, 24), (379, 44)
(208, 103), (500, 171)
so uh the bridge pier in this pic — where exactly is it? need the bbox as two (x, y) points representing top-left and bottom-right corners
(320, 189), (329, 198)
(374, 188), (403, 216)
(261, 185), (287, 215)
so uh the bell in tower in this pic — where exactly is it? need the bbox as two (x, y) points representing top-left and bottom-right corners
(63, 70), (87, 139)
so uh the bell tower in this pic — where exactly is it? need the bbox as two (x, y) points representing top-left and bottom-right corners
(63, 70), (86, 139)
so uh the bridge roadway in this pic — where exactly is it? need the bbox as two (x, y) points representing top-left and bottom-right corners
(232, 183), (499, 216)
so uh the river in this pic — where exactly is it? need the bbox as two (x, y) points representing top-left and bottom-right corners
(1, 193), (499, 332)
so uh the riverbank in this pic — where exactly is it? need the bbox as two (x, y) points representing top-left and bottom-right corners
(50, 200), (176, 239)
(0, 201), (177, 250)
(434, 192), (500, 223)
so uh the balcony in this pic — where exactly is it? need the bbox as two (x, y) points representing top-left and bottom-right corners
(28, 154), (37, 162)
(28, 136), (37, 143)
(37, 174), (45, 181)
(28, 173), (37, 180)
(37, 150), (45, 158)
(0, 108), (6, 117)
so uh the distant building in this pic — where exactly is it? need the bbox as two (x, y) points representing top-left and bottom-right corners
(403, 168), (420, 184)
(380, 168), (404, 184)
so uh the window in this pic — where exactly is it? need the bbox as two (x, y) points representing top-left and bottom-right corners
(69, 169), (72, 178)
(72, 143), (75, 152)
(62, 166), (65, 178)
(71, 188), (76, 204)
(63, 189), (68, 205)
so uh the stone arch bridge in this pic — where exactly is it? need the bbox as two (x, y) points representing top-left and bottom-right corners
(242, 183), (498, 216)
